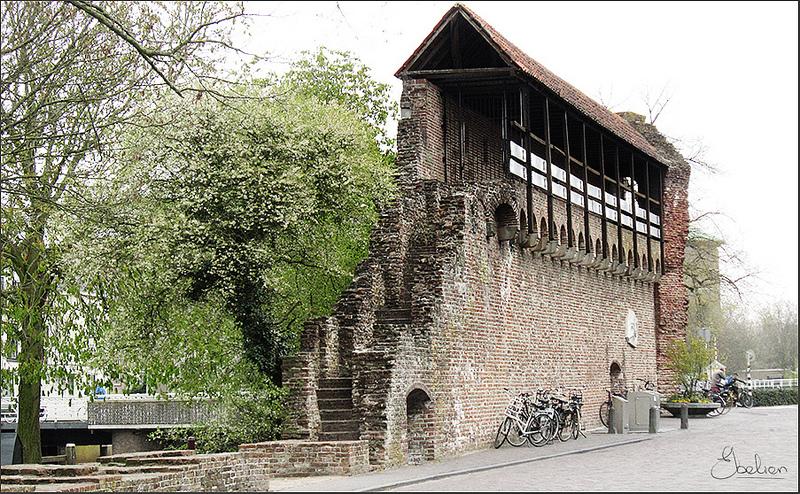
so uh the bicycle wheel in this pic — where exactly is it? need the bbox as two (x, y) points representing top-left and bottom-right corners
(493, 417), (510, 449)
(721, 395), (733, 415)
(548, 411), (559, 443)
(527, 414), (551, 447)
(506, 418), (527, 447)
(599, 401), (610, 428)
(558, 413), (573, 442)
(708, 395), (725, 416)
(571, 409), (581, 440)
(740, 391), (754, 409)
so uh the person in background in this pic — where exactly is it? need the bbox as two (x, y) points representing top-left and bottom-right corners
(711, 365), (727, 393)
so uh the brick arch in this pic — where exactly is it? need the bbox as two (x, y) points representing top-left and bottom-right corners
(482, 186), (521, 221)
(578, 232), (585, 251)
(406, 387), (435, 465)
(494, 203), (519, 242)
(540, 218), (548, 240)
(612, 244), (618, 261)
(559, 225), (567, 245)
(596, 239), (602, 256)
(610, 361), (624, 390)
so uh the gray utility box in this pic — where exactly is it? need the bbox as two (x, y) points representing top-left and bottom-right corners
(611, 395), (630, 433)
(628, 390), (660, 432)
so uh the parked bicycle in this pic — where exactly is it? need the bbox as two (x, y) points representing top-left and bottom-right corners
(553, 389), (585, 441)
(494, 389), (553, 448)
(599, 383), (627, 428)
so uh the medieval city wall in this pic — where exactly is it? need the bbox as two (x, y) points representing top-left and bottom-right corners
(282, 78), (689, 468)
(379, 180), (657, 462)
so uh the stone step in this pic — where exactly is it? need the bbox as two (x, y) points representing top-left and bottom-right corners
(0, 464), (99, 477)
(316, 387), (352, 400)
(99, 465), (187, 475)
(317, 398), (353, 411)
(318, 377), (352, 388)
(125, 456), (201, 466)
(320, 409), (354, 421)
(318, 431), (360, 441)
(320, 420), (359, 433)
(0, 475), (103, 485)
(98, 449), (194, 464)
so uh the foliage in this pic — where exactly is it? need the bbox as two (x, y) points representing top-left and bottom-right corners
(1, 0), (247, 463)
(684, 232), (725, 339)
(664, 336), (716, 400)
(75, 76), (395, 391)
(149, 382), (286, 453)
(282, 47), (397, 151)
(753, 387), (798, 407)
(665, 393), (711, 404)
(717, 301), (798, 372)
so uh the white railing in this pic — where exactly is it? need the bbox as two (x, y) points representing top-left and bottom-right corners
(750, 378), (798, 389)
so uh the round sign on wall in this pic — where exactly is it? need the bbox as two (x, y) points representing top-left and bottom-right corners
(625, 309), (638, 348)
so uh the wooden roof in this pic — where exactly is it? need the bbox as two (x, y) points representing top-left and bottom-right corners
(396, 3), (665, 164)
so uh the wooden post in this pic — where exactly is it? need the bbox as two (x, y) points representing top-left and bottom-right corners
(544, 98), (555, 240)
(581, 124), (591, 253)
(458, 88), (464, 182)
(680, 404), (689, 429)
(523, 88), (534, 236)
(599, 134), (609, 258)
(563, 110), (573, 247)
(659, 166), (665, 274)
(614, 145), (624, 263)
(645, 161), (653, 271)
(630, 151), (639, 269)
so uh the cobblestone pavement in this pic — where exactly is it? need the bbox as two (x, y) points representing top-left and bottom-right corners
(271, 427), (658, 491)
(391, 405), (798, 492)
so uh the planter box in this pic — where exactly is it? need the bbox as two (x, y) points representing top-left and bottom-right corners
(661, 402), (720, 417)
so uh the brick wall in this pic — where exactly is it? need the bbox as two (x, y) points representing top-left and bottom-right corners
(620, 115), (691, 391)
(238, 440), (369, 477)
(283, 80), (689, 468)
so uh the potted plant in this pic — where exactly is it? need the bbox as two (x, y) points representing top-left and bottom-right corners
(661, 336), (721, 416)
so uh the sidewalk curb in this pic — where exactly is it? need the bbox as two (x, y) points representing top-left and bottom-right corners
(356, 436), (654, 492)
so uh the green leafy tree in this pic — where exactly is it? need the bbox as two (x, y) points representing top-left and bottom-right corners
(664, 336), (716, 401)
(1, 0), (246, 463)
(282, 47), (397, 151)
(83, 77), (395, 391)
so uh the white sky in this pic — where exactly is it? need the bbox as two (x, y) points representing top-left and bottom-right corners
(235, 1), (798, 310)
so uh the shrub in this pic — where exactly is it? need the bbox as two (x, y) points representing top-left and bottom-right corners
(664, 336), (716, 400)
(149, 386), (286, 453)
(665, 393), (711, 404)
(753, 387), (798, 407)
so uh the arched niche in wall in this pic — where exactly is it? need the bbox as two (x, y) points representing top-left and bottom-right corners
(494, 203), (519, 243)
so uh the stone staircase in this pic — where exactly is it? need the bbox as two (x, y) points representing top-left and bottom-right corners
(317, 376), (359, 441)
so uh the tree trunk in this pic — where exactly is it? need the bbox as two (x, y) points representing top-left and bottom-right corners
(14, 227), (48, 465)
(17, 356), (43, 464)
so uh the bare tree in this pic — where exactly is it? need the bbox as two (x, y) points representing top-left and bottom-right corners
(1, 0), (249, 463)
